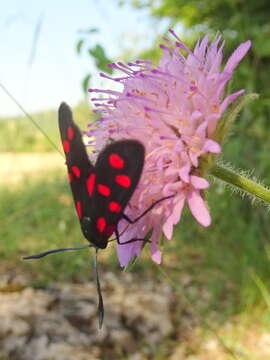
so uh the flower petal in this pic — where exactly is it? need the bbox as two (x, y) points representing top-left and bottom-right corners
(163, 181), (182, 197)
(187, 189), (211, 226)
(220, 89), (245, 114)
(179, 162), (191, 182)
(190, 175), (210, 189)
(116, 223), (143, 267)
(172, 196), (185, 224)
(224, 40), (252, 73)
(150, 227), (162, 264)
(203, 139), (221, 153)
(151, 248), (162, 264)
(163, 216), (174, 240)
(116, 242), (139, 267)
(195, 121), (207, 137)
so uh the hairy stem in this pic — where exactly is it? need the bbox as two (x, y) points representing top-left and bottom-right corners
(210, 165), (270, 204)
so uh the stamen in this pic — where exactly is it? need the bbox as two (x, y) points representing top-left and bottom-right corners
(90, 97), (112, 102)
(159, 44), (172, 52)
(92, 109), (107, 113)
(99, 72), (128, 82)
(127, 62), (144, 67)
(168, 28), (181, 41)
(108, 62), (133, 75)
(88, 89), (121, 96)
(136, 59), (153, 65)
(117, 62), (134, 72)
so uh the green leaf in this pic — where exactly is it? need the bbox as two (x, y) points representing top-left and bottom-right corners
(78, 27), (99, 34)
(88, 44), (113, 74)
(76, 39), (84, 55)
(82, 74), (91, 93)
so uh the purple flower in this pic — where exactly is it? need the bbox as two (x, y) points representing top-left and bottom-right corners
(87, 30), (251, 266)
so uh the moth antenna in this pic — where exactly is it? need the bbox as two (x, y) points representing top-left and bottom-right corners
(93, 248), (104, 329)
(22, 245), (92, 259)
(0, 82), (63, 157)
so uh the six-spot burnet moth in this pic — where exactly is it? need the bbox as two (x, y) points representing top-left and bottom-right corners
(59, 102), (146, 249)
(23, 102), (173, 327)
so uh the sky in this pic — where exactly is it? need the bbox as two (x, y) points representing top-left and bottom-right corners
(0, 0), (168, 116)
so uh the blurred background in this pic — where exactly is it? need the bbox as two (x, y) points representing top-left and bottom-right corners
(0, 0), (270, 359)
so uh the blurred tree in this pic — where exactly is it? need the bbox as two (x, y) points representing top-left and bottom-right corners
(76, 27), (113, 93)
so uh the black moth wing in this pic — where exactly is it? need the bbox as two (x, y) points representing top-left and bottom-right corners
(58, 103), (145, 249)
(58, 102), (94, 224)
(91, 140), (145, 238)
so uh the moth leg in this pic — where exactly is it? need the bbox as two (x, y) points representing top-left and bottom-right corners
(115, 227), (150, 245)
(122, 195), (173, 224)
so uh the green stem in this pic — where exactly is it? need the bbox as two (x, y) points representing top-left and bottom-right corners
(210, 165), (270, 204)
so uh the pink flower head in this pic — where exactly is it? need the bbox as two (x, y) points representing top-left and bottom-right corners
(87, 31), (251, 266)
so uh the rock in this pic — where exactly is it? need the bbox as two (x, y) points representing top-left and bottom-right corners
(0, 271), (174, 359)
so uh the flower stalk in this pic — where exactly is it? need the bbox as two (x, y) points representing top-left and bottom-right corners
(210, 164), (270, 204)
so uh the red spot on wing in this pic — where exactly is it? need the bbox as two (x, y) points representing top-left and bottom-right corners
(105, 224), (116, 237)
(97, 184), (111, 197)
(76, 201), (82, 218)
(115, 174), (131, 188)
(87, 173), (96, 196)
(67, 126), (74, 140)
(71, 166), (81, 178)
(97, 217), (106, 233)
(68, 172), (73, 182)
(109, 201), (122, 213)
(109, 153), (125, 169)
(63, 140), (70, 153)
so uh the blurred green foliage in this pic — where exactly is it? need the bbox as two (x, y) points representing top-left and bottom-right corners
(0, 172), (92, 285)
(76, 27), (113, 92)
(0, 100), (94, 152)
